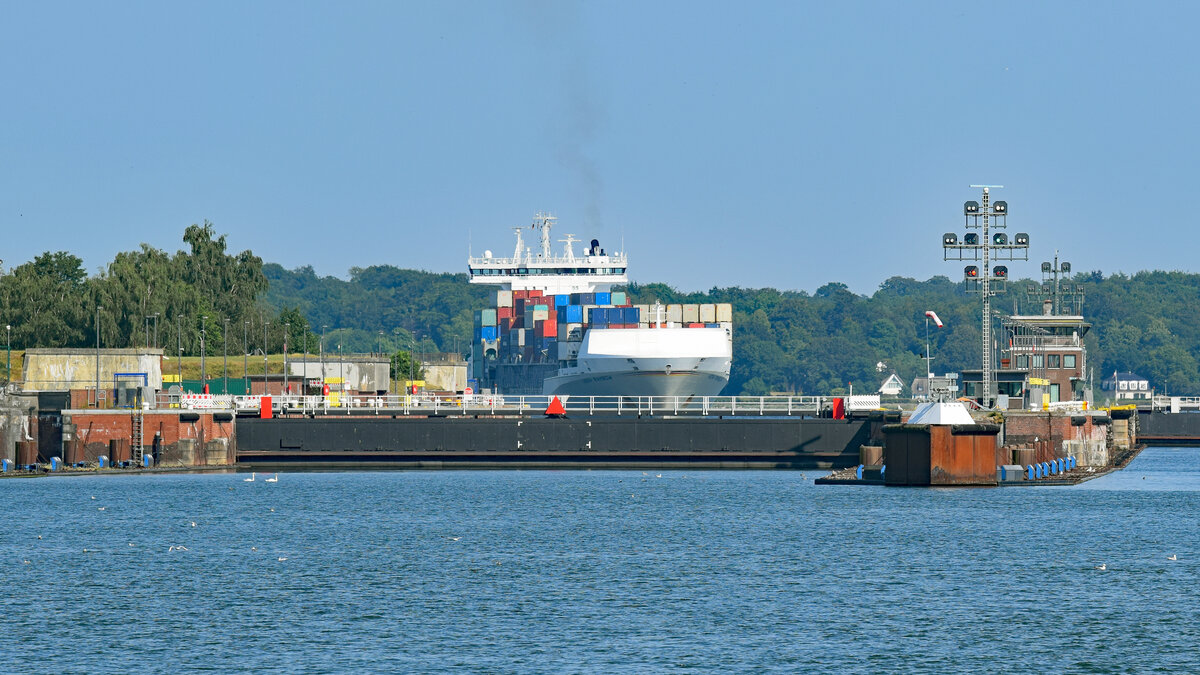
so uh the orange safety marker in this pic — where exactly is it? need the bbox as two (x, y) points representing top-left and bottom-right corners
(544, 396), (566, 417)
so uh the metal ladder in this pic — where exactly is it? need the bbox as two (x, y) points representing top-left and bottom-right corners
(131, 410), (144, 464)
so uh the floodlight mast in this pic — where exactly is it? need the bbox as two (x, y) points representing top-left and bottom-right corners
(943, 185), (1028, 409)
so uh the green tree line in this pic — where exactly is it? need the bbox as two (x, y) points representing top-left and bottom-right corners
(6, 226), (1200, 395)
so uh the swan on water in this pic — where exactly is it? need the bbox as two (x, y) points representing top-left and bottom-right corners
(265, 473), (278, 483)
(1168, 554), (1178, 561)
(244, 472), (256, 482)
(1094, 563), (1107, 571)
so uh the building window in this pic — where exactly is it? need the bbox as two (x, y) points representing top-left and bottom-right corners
(1016, 355), (1029, 369)
(1032, 354), (1044, 369)
(1047, 354), (1061, 368)
(1064, 354), (1077, 369)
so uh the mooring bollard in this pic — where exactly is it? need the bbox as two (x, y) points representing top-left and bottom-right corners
(856, 464), (864, 480)
(50, 457), (61, 471)
(143, 454), (154, 469)
(98, 455), (109, 469)
(1, 458), (9, 473)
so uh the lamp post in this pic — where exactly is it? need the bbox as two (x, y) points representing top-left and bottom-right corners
(200, 315), (207, 392)
(284, 322), (290, 395)
(95, 305), (102, 407)
(320, 325), (327, 392)
(338, 343), (344, 396)
(303, 327), (308, 393)
(176, 315), (183, 385)
(263, 319), (269, 392)
(243, 320), (250, 392)
(153, 313), (159, 350)
(5, 324), (10, 387)
(409, 331), (417, 395)
(223, 318), (229, 395)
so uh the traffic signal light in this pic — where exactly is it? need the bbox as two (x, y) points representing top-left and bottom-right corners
(965, 266), (979, 278)
(993, 266), (1008, 278)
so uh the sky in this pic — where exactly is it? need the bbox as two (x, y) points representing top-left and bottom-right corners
(3, 1), (1199, 295)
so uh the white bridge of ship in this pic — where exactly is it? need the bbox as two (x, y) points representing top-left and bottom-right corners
(160, 393), (884, 417)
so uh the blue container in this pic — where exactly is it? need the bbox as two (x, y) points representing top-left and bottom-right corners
(580, 293), (596, 304)
(565, 305), (583, 323)
(1027, 465), (1036, 480)
(481, 326), (498, 341)
(98, 455), (109, 469)
(590, 308), (608, 326)
(554, 294), (569, 307)
(624, 307), (640, 324)
(596, 292), (611, 305)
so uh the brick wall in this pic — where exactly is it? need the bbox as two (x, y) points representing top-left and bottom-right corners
(64, 410), (236, 466)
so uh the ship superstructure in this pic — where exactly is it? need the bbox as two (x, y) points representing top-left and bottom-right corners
(468, 213), (732, 396)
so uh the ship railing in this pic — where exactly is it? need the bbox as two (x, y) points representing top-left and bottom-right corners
(216, 393), (845, 417)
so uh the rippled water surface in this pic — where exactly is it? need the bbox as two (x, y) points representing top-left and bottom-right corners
(3, 448), (1200, 673)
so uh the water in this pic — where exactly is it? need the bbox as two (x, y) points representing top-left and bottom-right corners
(3, 448), (1199, 673)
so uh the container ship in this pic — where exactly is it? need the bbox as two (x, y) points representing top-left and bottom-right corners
(467, 213), (733, 396)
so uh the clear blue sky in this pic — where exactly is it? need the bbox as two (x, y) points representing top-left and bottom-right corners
(3, 1), (1197, 294)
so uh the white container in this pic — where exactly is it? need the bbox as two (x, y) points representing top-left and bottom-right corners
(667, 304), (683, 323)
(492, 290), (513, 307)
(682, 304), (699, 323)
(699, 304), (716, 323)
(716, 303), (733, 322)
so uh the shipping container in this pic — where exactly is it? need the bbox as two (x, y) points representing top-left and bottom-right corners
(536, 319), (558, 339)
(667, 304), (683, 323)
(492, 290), (513, 307)
(554, 294), (569, 307)
(498, 306), (513, 320)
(515, 298), (527, 313)
(580, 292), (596, 305)
(531, 308), (550, 322)
(623, 307), (640, 324)
(682, 304), (700, 323)
(611, 291), (628, 305)
(528, 289), (543, 298)
(716, 303), (733, 322)
(706, 323), (720, 328)
(596, 292), (611, 305)
(564, 305), (583, 323)
(514, 290), (529, 301)
(687, 323), (705, 328)
(481, 326), (498, 341)
(699, 304), (716, 323)
(480, 308), (498, 326)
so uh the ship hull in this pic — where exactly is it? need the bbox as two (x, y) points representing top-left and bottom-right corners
(542, 369), (728, 397)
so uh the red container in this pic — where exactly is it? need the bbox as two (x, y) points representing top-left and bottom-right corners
(687, 323), (704, 328)
(528, 289), (543, 298)
(498, 307), (513, 320)
(513, 290), (529, 301)
(536, 319), (558, 338)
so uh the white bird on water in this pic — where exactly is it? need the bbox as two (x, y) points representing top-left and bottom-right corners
(277, 557), (287, 562)
(244, 472), (256, 482)
(265, 473), (278, 483)
(1168, 554), (1178, 561)
(1094, 563), (1107, 571)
